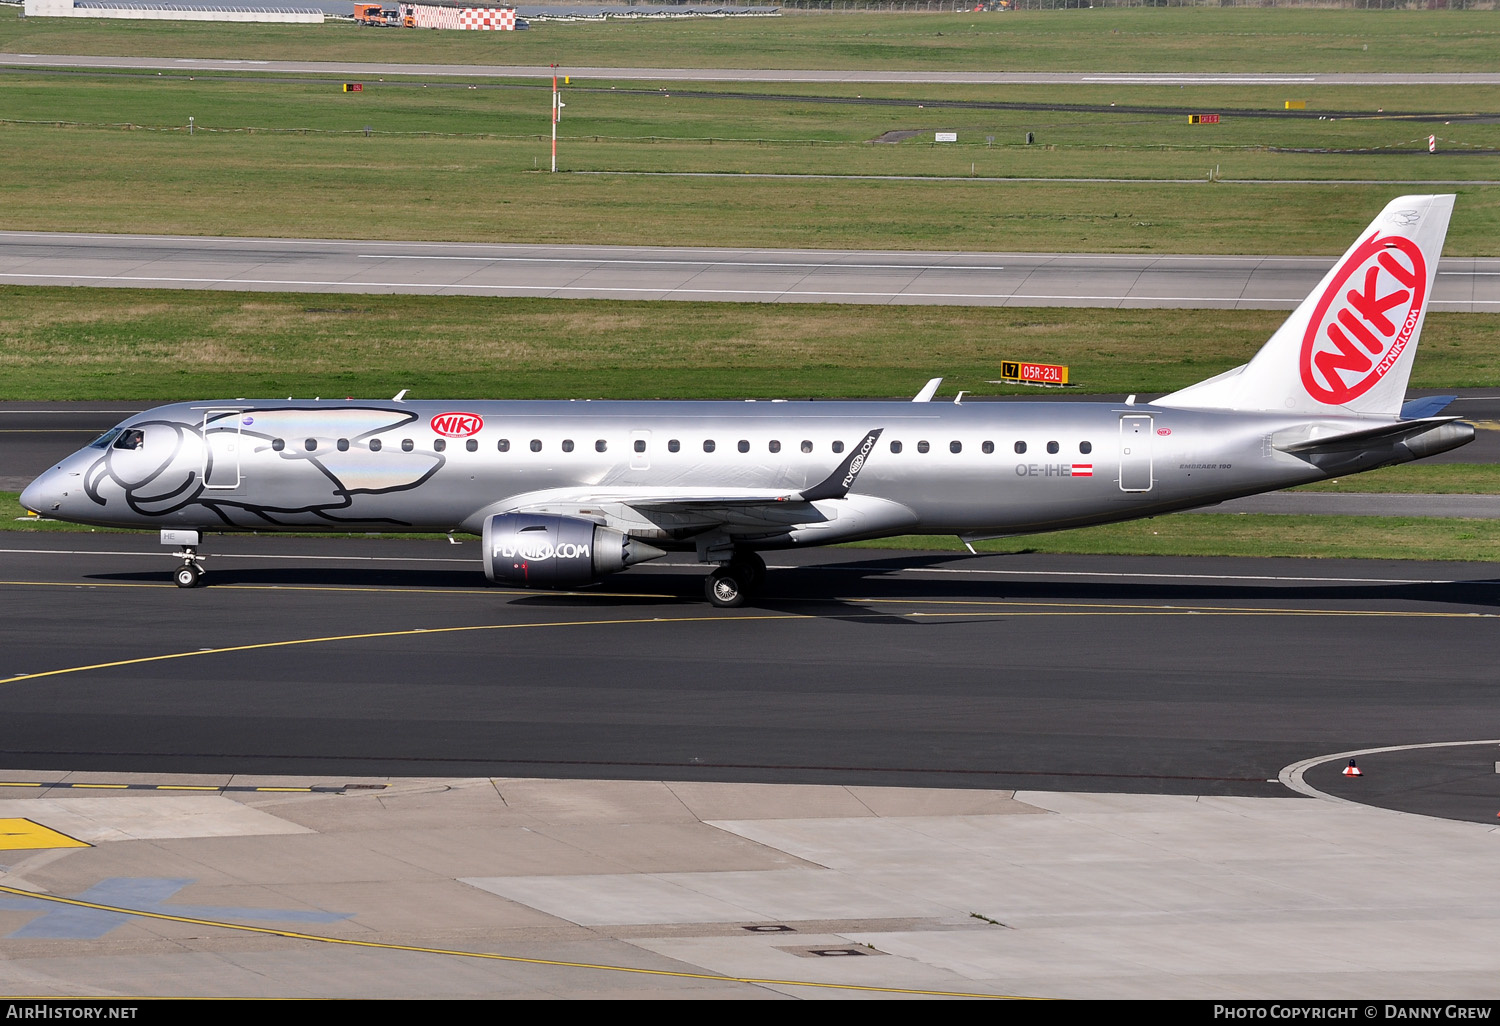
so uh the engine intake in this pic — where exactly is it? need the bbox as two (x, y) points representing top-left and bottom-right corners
(483, 513), (665, 589)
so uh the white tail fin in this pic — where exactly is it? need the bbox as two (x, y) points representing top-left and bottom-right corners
(1157, 194), (1453, 417)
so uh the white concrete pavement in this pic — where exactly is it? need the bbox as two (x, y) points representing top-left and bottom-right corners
(1, 775), (1498, 999)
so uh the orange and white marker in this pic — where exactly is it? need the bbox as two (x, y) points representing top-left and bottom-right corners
(1429, 135), (1437, 154)
(1343, 759), (1363, 778)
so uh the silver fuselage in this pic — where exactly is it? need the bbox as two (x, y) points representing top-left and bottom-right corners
(21, 398), (1397, 548)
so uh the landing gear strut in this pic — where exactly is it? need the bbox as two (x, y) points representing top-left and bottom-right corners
(704, 550), (766, 608)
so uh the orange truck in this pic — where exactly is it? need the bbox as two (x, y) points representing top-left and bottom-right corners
(353, 3), (408, 26)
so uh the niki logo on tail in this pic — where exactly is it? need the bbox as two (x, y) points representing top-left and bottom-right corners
(1299, 228), (1427, 406)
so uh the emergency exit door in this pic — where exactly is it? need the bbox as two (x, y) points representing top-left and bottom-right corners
(203, 409), (243, 489)
(1119, 414), (1154, 492)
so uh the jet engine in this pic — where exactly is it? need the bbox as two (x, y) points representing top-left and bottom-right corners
(482, 513), (666, 589)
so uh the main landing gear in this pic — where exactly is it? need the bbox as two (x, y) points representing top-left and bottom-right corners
(704, 551), (766, 608)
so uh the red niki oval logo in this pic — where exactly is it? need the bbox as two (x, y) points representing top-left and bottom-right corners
(430, 412), (484, 438)
(1299, 232), (1427, 406)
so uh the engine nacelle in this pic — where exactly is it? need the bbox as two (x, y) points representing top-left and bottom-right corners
(482, 513), (665, 589)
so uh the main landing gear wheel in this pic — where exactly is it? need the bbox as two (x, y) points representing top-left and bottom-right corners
(705, 567), (748, 608)
(705, 552), (766, 608)
(173, 563), (203, 589)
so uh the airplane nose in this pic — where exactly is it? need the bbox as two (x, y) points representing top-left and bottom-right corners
(20, 467), (63, 515)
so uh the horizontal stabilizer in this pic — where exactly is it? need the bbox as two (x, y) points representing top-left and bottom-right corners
(1274, 416), (1472, 459)
(1399, 394), (1458, 420)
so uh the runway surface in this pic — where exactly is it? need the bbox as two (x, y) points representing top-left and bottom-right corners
(6, 54), (1500, 86)
(2, 534), (1499, 825)
(5, 230), (1498, 310)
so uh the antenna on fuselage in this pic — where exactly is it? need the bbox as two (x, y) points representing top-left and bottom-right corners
(392, 389), (409, 402)
(912, 378), (942, 403)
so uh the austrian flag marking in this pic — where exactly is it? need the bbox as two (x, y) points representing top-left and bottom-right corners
(1299, 232), (1427, 406)
(1071, 464), (1093, 477)
(430, 412), (484, 437)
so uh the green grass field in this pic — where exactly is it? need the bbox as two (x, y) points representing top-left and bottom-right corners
(3, 73), (1498, 252)
(4, 9), (1500, 73)
(4, 286), (1497, 400)
(4, 10), (1500, 252)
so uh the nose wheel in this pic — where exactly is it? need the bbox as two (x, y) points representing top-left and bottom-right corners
(172, 545), (205, 588)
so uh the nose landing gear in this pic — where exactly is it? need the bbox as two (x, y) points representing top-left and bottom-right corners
(162, 529), (206, 588)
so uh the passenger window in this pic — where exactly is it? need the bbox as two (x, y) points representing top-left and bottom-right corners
(562, 439), (574, 453)
(530, 439), (542, 452)
(982, 441), (994, 454)
(1047, 441), (1059, 455)
(271, 438), (285, 452)
(890, 440), (903, 454)
(1014, 441), (1027, 455)
(596, 439), (607, 453)
(434, 439), (446, 452)
(1080, 441), (1092, 454)
(402, 439), (414, 452)
(305, 438), (318, 452)
(498, 439), (510, 452)
(800, 440), (813, 454)
(737, 440), (749, 453)
(633, 439), (645, 453)
(466, 439), (478, 452)
(917, 440), (930, 454)
(337, 438), (350, 452)
(369, 438), (382, 452)
(668, 439), (681, 453)
(832, 441), (845, 454)
(769, 440), (781, 453)
(703, 439), (716, 453)
(950, 441), (962, 454)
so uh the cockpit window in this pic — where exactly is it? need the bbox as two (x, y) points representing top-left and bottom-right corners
(88, 428), (123, 449)
(112, 429), (146, 450)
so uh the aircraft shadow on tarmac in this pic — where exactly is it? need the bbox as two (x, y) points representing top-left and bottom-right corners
(82, 551), (1500, 619)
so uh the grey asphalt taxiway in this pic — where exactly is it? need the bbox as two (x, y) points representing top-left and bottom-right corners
(4, 230), (1499, 310)
(2, 535), (1500, 997)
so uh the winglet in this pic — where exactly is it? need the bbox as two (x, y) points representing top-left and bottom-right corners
(801, 429), (883, 502)
(913, 378), (942, 403)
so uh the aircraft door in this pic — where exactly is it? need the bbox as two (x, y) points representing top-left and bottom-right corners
(630, 429), (651, 470)
(203, 409), (243, 489)
(1119, 414), (1153, 492)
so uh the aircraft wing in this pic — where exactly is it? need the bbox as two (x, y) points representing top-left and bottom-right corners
(461, 428), (886, 535)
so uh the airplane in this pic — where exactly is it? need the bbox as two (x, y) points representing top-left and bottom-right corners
(20, 194), (1473, 607)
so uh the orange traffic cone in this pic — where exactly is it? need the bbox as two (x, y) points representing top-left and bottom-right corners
(1343, 759), (1362, 778)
